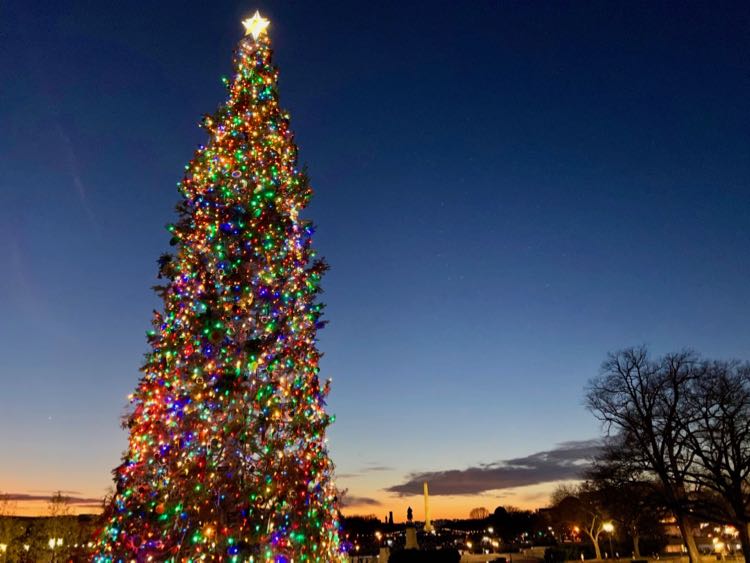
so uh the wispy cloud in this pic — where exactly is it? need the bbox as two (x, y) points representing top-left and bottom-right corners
(361, 465), (393, 473)
(27, 489), (82, 496)
(14, 22), (100, 236)
(56, 123), (100, 234)
(1, 493), (102, 505)
(341, 495), (383, 507)
(337, 464), (394, 480)
(339, 486), (383, 508)
(386, 440), (600, 496)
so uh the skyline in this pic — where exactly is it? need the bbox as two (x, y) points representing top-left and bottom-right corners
(1, 1), (748, 521)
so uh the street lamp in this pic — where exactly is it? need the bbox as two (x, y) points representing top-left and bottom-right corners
(713, 537), (726, 558)
(602, 522), (614, 559)
(49, 538), (63, 563)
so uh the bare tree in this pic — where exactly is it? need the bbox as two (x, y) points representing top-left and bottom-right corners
(550, 483), (609, 560)
(45, 492), (73, 563)
(586, 446), (667, 558)
(0, 494), (13, 518)
(683, 360), (750, 562)
(0, 492), (25, 561)
(586, 347), (702, 563)
(47, 492), (71, 519)
(469, 507), (490, 520)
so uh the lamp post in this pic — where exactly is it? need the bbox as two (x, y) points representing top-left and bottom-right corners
(602, 522), (614, 559)
(48, 538), (63, 563)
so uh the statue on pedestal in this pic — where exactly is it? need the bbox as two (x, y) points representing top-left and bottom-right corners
(405, 506), (419, 549)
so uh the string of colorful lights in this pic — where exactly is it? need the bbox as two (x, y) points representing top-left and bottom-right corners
(94, 13), (343, 562)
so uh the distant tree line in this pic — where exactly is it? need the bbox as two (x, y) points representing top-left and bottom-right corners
(548, 347), (750, 563)
(340, 505), (556, 557)
(0, 491), (97, 562)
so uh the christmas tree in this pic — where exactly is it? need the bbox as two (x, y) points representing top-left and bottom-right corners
(95, 13), (342, 562)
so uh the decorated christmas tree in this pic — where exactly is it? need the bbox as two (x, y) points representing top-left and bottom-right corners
(95, 13), (342, 562)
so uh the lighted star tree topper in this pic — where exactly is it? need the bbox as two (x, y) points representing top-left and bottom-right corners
(94, 13), (343, 562)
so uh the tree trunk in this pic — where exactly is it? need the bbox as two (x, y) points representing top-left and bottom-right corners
(586, 531), (603, 560)
(632, 533), (641, 559)
(736, 522), (750, 563)
(675, 513), (700, 563)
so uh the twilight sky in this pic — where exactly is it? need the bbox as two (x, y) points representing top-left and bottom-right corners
(1, 1), (748, 519)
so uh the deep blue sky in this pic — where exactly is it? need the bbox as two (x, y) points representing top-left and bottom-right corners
(1, 1), (748, 517)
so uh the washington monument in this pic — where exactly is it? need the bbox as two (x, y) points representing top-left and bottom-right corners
(423, 481), (434, 533)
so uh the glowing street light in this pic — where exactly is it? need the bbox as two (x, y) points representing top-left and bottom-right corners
(602, 522), (615, 558)
(714, 537), (726, 554)
(49, 537), (63, 563)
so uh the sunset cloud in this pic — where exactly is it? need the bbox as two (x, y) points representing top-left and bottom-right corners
(361, 465), (393, 473)
(341, 495), (382, 507)
(1, 492), (103, 505)
(386, 440), (600, 496)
